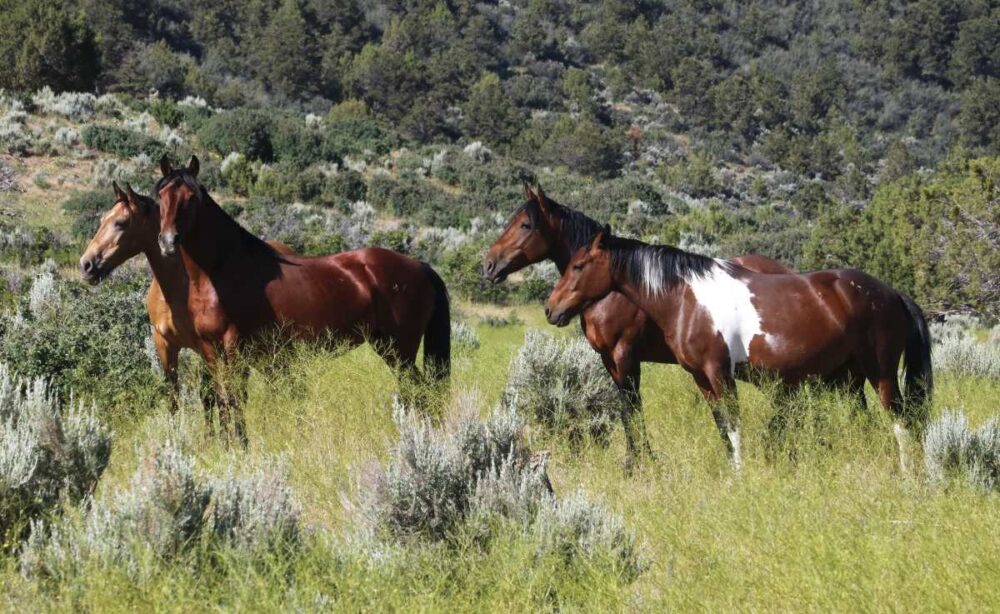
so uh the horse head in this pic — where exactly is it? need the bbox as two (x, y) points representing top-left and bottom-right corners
(544, 225), (615, 326)
(79, 182), (158, 284)
(483, 183), (558, 283)
(156, 155), (202, 257)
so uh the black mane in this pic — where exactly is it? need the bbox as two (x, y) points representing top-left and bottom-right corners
(515, 196), (603, 251)
(605, 235), (720, 295)
(155, 170), (279, 260)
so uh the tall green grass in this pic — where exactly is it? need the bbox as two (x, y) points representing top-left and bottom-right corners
(4, 305), (1000, 611)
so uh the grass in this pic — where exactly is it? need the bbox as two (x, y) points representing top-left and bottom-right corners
(4, 305), (1000, 611)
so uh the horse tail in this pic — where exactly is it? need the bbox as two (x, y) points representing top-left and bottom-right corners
(899, 291), (933, 423)
(421, 263), (451, 381)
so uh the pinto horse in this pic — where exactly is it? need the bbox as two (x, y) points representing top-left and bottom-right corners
(79, 182), (298, 424)
(153, 156), (451, 443)
(484, 185), (794, 467)
(545, 226), (932, 470)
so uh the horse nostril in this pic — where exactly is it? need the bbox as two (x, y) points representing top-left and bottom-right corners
(544, 306), (551, 319)
(486, 259), (495, 274)
(81, 260), (93, 274)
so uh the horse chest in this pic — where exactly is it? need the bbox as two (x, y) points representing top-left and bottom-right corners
(683, 268), (766, 375)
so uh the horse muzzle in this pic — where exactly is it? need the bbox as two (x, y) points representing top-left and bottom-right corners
(79, 256), (106, 285)
(158, 232), (180, 257)
(544, 305), (571, 327)
(483, 257), (510, 284)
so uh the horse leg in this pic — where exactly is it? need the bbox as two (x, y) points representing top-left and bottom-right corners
(372, 333), (422, 408)
(198, 362), (217, 437)
(609, 346), (654, 471)
(153, 330), (180, 413)
(878, 376), (909, 474)
(696, 365), (742, 469)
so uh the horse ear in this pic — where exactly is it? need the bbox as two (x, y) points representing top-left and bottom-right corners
(188, 155), (200, 178)
(125, 184), (140, 207)
(591, 225), (611, 251)
(523, 181), (533, 200)
(535, 184), (546, 202)
(112, 181), (126, 202)
(159, 154), (172, 177)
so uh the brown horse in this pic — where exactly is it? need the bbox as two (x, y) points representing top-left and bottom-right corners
(79, 182), (297, 426)
(154, 156), (450, 443)
(545, 226), (932, 470)
(484, 185), (794, 467)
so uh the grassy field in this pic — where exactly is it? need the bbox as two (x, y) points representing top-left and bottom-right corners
(3, 303), (999, 612)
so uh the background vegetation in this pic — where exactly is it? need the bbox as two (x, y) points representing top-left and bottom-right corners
(1, 0), (1000, 610)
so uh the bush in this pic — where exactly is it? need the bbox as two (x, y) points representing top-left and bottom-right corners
(321, 118), (399, 158)
(930, 316), (1000, 379)
(81, 125), (167, 160)
(0, 269), (162, 410)
(62, 189), (113, 241)
(328, 170), (366, 203)
(451, 321), (480, 352)
(480, 313), (523, 328)
(0, 364), (112, 551)
(363, 400), (536, 541)
(360, 398), (644, 581)
(198, 109), (274, 162)
(925, 411), (1000, 492)
(22, 441), (301, 581)
(504, 330), (621, 445)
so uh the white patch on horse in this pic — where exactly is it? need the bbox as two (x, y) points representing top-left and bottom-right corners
(686, 262), (766, 375)
(639, 250), (666, 296)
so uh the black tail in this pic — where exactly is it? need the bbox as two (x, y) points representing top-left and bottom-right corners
(421, 263), (451, 381)
(899, 292), (933, 422)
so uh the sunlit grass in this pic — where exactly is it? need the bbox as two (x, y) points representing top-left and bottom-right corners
(5, 303), (1000, 611)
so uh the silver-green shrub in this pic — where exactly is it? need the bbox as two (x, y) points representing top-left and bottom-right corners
(207, 462), (301, 551)
(450, 320), (480, 351)
(21, 442), (302, 581)
(0, 364), (112, 550)
(362, 398), (644, 580)
(364, 399), (538, 541)
(504, 329), (620, 443)
(925, 410), (1000, 491)
(931, 316), (1000, 379)
(32, 88), (97, 122)
(533, 490), (645, 582)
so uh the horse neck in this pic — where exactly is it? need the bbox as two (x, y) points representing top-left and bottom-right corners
(544, 204), (596, 275)
(609, 265), (688, 323)
(183, 194), (274, 279)
(141, 235), (188, 298)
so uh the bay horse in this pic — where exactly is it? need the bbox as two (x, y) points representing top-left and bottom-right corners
(484, 185), (796, 468)
(153, 156), (451, 444)
(544, 226), (932, 471)
(79, 182), (297, 428)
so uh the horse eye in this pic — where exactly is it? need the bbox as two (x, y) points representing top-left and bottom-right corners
(572, 263), (584, 272)
(520, 223), (531, 230)
(114, 220), (128, 230)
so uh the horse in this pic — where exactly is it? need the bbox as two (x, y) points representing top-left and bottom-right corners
(153, 156), (451, 444)
(544, 226), (932, 471)
(79, 182), (297, 429)
(483, 185), (795, 468)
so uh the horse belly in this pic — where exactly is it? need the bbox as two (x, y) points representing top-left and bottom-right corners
(266, 270), (371, 341)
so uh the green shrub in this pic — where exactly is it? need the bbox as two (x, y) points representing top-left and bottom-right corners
(148, 98), (182, 128)
(271, 116), (327, 170)
(328, 170), (366, 203)
(62, 189), (113, 241)
(81, 125), (167, 160)
(321, 118), (399, 158)
(198, 109), (274, 161)
(0, 269), (163, 411)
